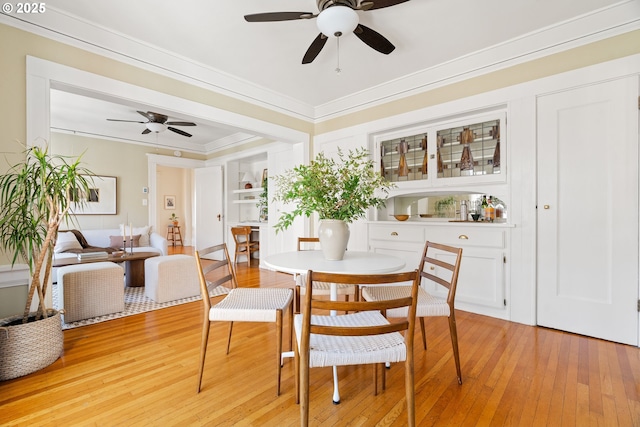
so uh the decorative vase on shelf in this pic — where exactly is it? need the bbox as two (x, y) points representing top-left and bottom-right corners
(459, 127), (474, 175)
(397, 139), (409, 177)
(318, 219), (350, 261)
(421, 135), (428, 175)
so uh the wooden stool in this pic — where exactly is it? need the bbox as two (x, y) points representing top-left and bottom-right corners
(167, 225), (183, 246)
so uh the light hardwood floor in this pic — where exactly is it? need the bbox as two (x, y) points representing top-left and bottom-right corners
(1, 246), (639, 426)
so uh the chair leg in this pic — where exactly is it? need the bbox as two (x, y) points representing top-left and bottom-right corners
(300, 344), (310, 426)
(448, 313), (462, 384)
(373, 364), (378, 396)
(288, 301), (294, 352)
(276, 309), (283, 396)
(226, 321), (234, 355)
(294, 337), (300, 404)
(405, 345), (416, 427)
(419, 317), (427, 350)
(197, 320), (211, 393)
(295, 285), (301, 314)
(381, 362), (386, 391)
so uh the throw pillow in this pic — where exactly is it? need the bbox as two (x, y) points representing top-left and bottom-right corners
(119, 225), (150, 247)
(109, 234), (141, 249)
(54, 231), (83, 253)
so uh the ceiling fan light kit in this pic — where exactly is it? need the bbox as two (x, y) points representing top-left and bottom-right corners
(244, 0), (408, 64)
(146, 122), (167, 133)
(316, 6), (359, 37)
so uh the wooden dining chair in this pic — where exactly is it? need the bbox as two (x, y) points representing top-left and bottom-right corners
(195, 243), (293, 395)
(231, 225), (259, 266)
(361, 241), (464, 384)
(293, 237), (358, 313)
(295, 269), (420, 427)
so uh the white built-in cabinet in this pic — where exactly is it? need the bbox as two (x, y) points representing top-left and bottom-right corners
(369, 222), (509, 320)
(368, 108), (511, 320)
(225, 153), (268, 264)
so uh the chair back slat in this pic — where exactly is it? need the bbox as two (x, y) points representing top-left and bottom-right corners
(310, 321), (409, 337)
(312, 297), (413, 313)
(297, 237), (320, 251)
(195, 243), (238, 313)
(418, 241), (463, 306)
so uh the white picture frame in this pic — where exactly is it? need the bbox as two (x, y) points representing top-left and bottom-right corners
(70, 175), (117, 215)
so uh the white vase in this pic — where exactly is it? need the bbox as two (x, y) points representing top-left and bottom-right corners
(318, 219), (350, 260)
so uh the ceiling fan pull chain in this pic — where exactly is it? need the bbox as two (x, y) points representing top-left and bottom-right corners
(335, 37), (342, 74)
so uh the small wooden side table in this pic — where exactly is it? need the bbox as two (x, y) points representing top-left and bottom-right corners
(167, 225), (183, 246)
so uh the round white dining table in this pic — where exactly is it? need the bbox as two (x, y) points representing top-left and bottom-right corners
(263, 250), (406, 276)
(264, 250), (406, 404)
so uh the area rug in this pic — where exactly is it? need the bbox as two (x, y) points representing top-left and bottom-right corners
(52, 284), (229, 330)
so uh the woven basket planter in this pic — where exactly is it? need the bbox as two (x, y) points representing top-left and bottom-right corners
(0, 309), (63, 381)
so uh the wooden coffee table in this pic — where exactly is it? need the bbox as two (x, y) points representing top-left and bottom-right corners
(53, 251), (160, 287)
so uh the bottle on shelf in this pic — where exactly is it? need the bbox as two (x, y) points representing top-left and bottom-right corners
(480, 195), (488, 220)
(460, 200), (468, 221)
(485, 195), (496, 222)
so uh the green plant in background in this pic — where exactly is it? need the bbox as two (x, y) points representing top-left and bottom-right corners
(257, 175), (268, 221)
(434, 196), (455, 218)
(0, 144), (93, 323)
(169, 213), (179, 222)
(272, 147), (395, 232)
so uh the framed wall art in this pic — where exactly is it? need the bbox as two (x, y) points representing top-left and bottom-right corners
(164, 195), (176, 210)
(69, 175), (117, 215)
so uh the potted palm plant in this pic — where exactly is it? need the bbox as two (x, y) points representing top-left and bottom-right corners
(272, 147), (394, 260)
(0, 144), (93, 381)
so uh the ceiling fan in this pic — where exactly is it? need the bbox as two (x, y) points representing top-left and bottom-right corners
(107, 111), (196, 137)
(244, 0), (409, 64)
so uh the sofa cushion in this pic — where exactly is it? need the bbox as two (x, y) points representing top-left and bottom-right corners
(109, 234), (141, 249)
(120, 224), (150, 246)
(55, 231), (83, 253)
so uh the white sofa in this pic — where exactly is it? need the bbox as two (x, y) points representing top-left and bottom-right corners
(52, 227), (168, 276)
(54, 227), (167, 260)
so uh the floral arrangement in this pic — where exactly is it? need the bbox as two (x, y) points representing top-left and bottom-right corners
(272, 147), (394, 232)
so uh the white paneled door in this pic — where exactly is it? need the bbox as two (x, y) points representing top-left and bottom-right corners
(537, 76), (639, 345)
(194, 166), (224, 250)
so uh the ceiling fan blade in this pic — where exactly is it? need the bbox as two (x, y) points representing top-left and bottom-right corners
(302, 33), (328, 64)
(244, 12), (313, 22)
(137, 110), (154, 121)
(107, 119), (145, 123)
(165, 121), (196, 126)
(168, 127), (192, 138)
(354, 24), (395, 55)
(368, 0), (410, 10)
(141, 128), (151, 135)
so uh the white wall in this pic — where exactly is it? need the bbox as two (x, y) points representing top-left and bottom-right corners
(314, 53), (640, 326)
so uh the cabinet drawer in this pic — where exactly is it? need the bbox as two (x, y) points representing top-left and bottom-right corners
(425, 227), (504, 248)
(369, 225), (425, 243)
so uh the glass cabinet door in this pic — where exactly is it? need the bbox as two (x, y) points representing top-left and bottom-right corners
(437, 117), (502, 178)
(377, 112), (506, 186)
(380, 132), (428, 183)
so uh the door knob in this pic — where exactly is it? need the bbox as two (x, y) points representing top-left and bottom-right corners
(544, 205), (550, 209)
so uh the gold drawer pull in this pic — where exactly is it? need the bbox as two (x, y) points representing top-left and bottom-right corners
(430, 266), (435, 270)
(458, 234), (469, 240)
(390, 232), (398, 236)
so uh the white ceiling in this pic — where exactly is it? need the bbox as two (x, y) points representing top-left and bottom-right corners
(4, 0), (637, 154)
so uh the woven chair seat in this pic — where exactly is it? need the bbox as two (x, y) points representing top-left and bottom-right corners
(297, 277), (356, 295)
(361, 286), (450, 318)
(294, 310), (406, 368)
(210, 288), (293, 323)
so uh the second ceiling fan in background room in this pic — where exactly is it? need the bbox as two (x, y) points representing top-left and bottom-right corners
(244, 0), (409, 64)
(107, 111), (197, 137)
